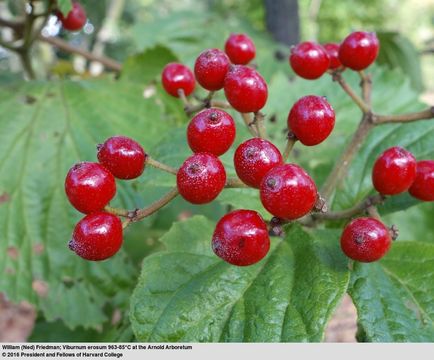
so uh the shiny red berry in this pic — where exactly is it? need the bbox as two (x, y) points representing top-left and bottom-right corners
(340, 217), (391, 262)
(177, 153), (226, 204)
(287, 95), (335, 146)
(224, 65), (267, 113)
(212, 210), (270, 266)
(372, 146), (416, 195)
(260, 164), (317, 220)
(409, 160), (434, 201)
(69, 212), (123, 261)
(161, 63), (195, 97)
(234, 138), (283, 188)
(97, 136), (147, 180)
(323, 43), (343, 70)
(338, 31), (379, 71)
(194, 49), (230, 91)
(224, 33), (256, 65)
(289, 42), (330, 80)
(187, 109), (236, 156)
(65, 162), (116, 214)
(58, 2), (87, 32)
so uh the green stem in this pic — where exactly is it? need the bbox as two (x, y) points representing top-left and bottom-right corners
(146, 157), (177, 175)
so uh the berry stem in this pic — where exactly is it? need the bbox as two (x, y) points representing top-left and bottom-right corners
(210, 100), (232, 109)
(133, 187), (179, 222)
(366, 205), (382, 221)
(177, 89), (192, 110)
(373, 107), (434, 124)
(146, 157), (178, 175)
(104, 205), (130, 217)
(254, 112), (267, 139)
(332, 72), (370, 113)
(311, 193), (385, 221)
(225, 177), (248, 188)
(320, 115), (375, 201)
(241, 113), (259, 136)
(359, 71), (372, 106)
(282, 133), (297, 161)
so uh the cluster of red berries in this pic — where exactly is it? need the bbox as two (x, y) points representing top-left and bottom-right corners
(56, 1), (87, 32)
(287, 30), (433, 263)
(160, 33), (337, 266)
(64, 30), (434, 267)
(65, 136), (147, 260)
(289, 31), (380, 79)
(341, 147), (434, 263)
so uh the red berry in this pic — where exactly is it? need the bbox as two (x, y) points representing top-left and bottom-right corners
(224, 33), (256, 65)
(97, 136), (147, 180)
(340, 217), (391, 262)
(58, 2), (87, 32)
(289, 42), (330, 80)
(409, 160), (434, 201)
(65, 162), (116, 214)
(212, 210), (270, 266)
(234, 138), (283, 188)
(338, 31), (379, 71)
(287, 95), (335, 146)
(187, 109), (236, 156)
(69, 212), (123, 261)
(194, 49), (230, 91)
(260, 164), (317, 220)
(323, 43), (343, 70)
(224, 65), (267, 113)
(161, 63), (195, 97)
(372, 146), (416, 195)
(177, 153), (226, 204)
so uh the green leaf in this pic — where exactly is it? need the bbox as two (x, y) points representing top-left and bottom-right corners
(130, 216), (349, 342)
(57, 0), (73, 15)
(349, 241), (434, 342)
(377, 31), (423, 91)
(0, 78), (175, 329)
(121, 46), (178, 85)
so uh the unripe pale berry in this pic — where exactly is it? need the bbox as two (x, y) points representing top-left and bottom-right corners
(69, 212), (123, 261)
(65, 162), (116, 214)
(338, 31), (379, 71)
(177, 153), (226, 204)
(234, 138), (283, 188)
(187, 109), (236, 156)
(97, 136), (147, 180)
(212, 209), (270, 266)
(372, 146), (416, 195)
(289, 42), (330, 80)
(260, 164), (317, 220)
(340, 217), (391, 262)
(224, 33), (256, 65)
(287, 95), (335, 146)
(224, 65), (267, 113)
(161, 63), (195, 97)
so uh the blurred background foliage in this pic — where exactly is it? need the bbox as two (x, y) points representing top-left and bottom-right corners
(0, 0), (433, 342)
(0, 0), (433, 90)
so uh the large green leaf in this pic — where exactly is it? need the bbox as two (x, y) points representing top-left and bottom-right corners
(130, 216), (349, 342)
(349, 241), (434, 342)
(0, 76), (174, 329)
